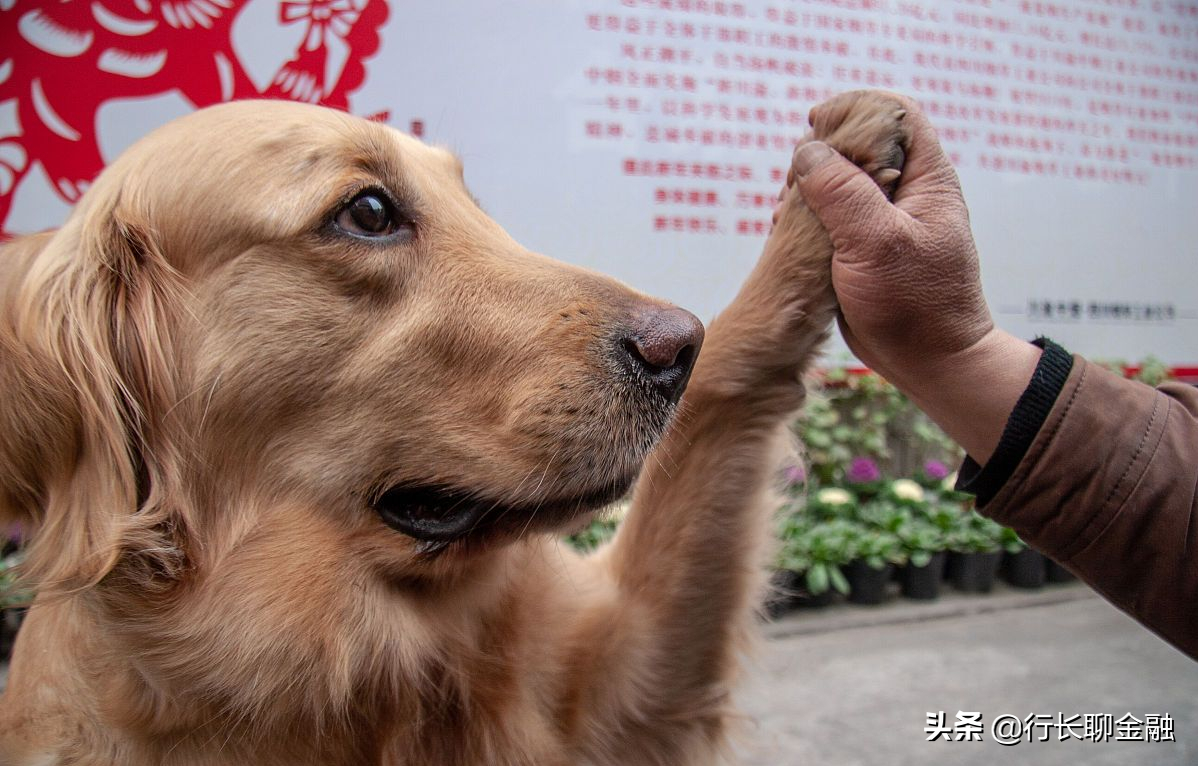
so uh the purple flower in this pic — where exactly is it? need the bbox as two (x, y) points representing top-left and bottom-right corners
(846, 457), (881, 483)
(923, 459), (950, 481)
(783, 464), (806, 486)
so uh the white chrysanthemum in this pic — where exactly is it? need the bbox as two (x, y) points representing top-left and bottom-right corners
(891, 479), (925, 502)
(941, 473), (959, 492)
(816, 487), (853, 506)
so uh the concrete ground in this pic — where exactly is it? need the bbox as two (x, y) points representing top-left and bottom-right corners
(735, 584), (1197, 765)
(2, 583), (1193, 765)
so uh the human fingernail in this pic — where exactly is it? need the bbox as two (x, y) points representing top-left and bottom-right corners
(794, 141), (834, 178)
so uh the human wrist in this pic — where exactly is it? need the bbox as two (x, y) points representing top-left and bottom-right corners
(876, 329), (1043, 463)
(954, 337), (1074, 504)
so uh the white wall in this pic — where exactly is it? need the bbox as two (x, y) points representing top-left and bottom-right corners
(5, 0), (1197, 363)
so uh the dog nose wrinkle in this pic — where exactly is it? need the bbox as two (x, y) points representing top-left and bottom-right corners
(622, 307), (704, 403)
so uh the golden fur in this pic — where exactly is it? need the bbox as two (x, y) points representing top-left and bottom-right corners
(0, 91), (908, 765)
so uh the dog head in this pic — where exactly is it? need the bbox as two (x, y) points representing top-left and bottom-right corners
(0, 100), (702, 594)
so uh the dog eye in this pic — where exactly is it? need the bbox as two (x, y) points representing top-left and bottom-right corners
(335, 192), (404, 238)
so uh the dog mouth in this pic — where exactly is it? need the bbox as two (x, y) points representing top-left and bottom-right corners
(372, 477), (633, 547)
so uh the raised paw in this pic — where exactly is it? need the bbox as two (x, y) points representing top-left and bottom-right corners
(787, 90), (910, 199)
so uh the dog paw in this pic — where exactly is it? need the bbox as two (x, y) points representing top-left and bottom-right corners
(788, 90), (910, 199)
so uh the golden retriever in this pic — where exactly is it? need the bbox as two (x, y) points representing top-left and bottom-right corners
(0, 90), (908, 764)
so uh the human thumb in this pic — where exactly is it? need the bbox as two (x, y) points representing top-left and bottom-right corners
(792, 142), (900, 248)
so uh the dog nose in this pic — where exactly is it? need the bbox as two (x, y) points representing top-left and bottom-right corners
(620, 306), (704, 403)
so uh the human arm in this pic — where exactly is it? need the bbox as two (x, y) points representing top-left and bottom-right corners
(790, 91), (1198, 659)
(977, 352), (1198, 658)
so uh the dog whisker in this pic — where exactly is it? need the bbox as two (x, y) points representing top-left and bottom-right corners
(516, 451), (559, 543)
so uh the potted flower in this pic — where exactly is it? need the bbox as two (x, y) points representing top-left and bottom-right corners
(793, 366), (897, 489)
(844, 524), (902, 605)
(945, 511), (1004, 593)
(872, 479), (945, 600)
(1000, 527), (1046, 589)
(917, 459), (953, 489)
(896, 517), (948, 600)
(844, 456), (885, 498)
(885, 477), (928, 509)
(793, 393), (853, 487)
(918, 496), (962, 540)
(855, 496), (911, 535)
(804, 485), (858, 521)
(776, 517), (854, 608)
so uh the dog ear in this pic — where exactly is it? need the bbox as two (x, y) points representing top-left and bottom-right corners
(0, 207), (188, 595)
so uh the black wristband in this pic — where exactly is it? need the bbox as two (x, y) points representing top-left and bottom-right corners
(955, 337), (1074, 506)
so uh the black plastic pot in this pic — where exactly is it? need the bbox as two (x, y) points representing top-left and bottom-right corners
(845, 560), (893, 605)
(900, 552), (947, 600)
(947, 550), (1003, 593)
(794, 586), (840, 608)
(1004, 549), (1046, 589)
(766, 569), (844, 612)
(1045, 558), (1076, 583)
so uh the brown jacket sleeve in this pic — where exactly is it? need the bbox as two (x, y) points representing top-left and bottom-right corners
(980, 356), (1198, 660)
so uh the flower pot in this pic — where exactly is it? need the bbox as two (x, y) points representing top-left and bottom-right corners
(900, 551), (946, 600)
(1045, 558), (1076, 583)
(765, 569), (842, 615)
(1004, 549), (1046, 589)
(947, 550), (1003, 593)
(795, 587), (840, 608)
(845, 560), (893, 605)
(791, 563), (848, 608)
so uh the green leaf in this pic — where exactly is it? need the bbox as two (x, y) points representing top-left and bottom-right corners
(807, 564), (829, 594)
(830, 566), (850, 595)
(807, 431), (832, 448)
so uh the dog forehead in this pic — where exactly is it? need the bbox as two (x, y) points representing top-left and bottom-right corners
(154, 100), (433, 175)
(85, 101), (465, 248)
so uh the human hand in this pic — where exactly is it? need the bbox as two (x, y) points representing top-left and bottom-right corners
(782, 93), (993, 387)
(775, 92), (1043, 463)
